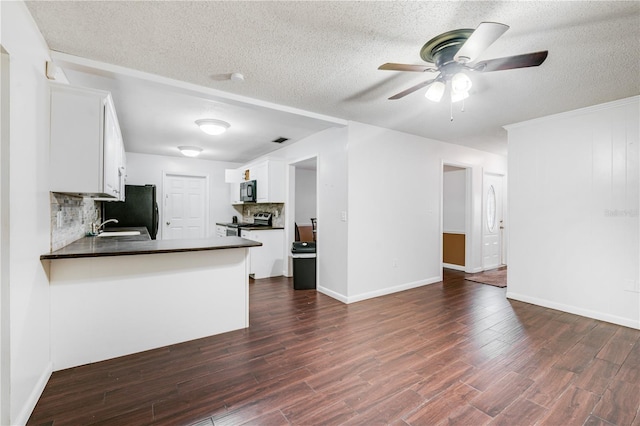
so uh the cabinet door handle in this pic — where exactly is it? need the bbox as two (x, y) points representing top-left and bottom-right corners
(166, 221), (171, 226)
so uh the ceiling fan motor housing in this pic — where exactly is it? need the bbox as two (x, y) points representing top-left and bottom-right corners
(420, 29), (474, 70)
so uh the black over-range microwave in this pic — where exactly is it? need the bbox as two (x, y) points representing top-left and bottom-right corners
(240, 180), (257, 202)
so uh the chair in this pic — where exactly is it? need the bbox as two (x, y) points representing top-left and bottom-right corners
(297, 225), (314, 242)
(310, 218), (317, 241)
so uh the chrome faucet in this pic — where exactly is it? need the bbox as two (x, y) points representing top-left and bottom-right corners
(92, 218), (118, 234)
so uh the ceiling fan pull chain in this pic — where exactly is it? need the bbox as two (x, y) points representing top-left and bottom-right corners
(450, 98), (454, 122)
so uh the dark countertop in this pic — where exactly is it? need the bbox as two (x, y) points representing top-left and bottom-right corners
(240, 226), (284, 231)
(41, 227), (262, 260)
(216, 222), (284, 231)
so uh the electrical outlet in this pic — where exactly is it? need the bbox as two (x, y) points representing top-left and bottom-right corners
(341, 211), (347, 222)
(392, 258), (398, 268)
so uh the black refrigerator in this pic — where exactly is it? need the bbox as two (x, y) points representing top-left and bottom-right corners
(102, 184), (159, 239)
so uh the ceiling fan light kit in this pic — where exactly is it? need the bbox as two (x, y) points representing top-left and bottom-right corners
(451, 88), (470, 104)
(424, 80), (445, 102)
(451, 72), (472, 94)
(379, 21), (548, 117)
(195, 118), (230, 135)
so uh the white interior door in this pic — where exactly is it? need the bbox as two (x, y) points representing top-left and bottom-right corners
(482, 173), (504, 270)
(163, 173), (207, 240)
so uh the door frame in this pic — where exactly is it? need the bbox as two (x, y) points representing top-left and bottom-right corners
(482, 171), (506, 270)
(285, 155), (319, 278)
(0, 45), (10, 426)
(161, 171), (210, 240)
(440, 161), (473, 274)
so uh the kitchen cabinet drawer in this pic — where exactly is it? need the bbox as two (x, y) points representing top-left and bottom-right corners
(50, 83), (126, 200)
(215, 225), (227, 237)
(240, 229), (284, 278)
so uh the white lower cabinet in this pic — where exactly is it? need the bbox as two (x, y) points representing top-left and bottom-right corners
(240, 229), (284, 279)
(216, 225), (227, 238)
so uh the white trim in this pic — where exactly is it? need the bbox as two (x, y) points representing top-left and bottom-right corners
(14, 362), (53, 426)
(161, 171), (210, 240)
(345, 276), (442, 304)
(317, 285), (348, 304)
(504, 96), (639, 131)
(286, 155), (319, 280)
(443, 263), (465, 272)
(0, 45), (10, 426)
(506, 292), (640, 330)
(441, 160), (474, 274)
(481, 171), (506, 271)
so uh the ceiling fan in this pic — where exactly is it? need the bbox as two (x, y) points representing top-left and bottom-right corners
(379, 22), (548, 102)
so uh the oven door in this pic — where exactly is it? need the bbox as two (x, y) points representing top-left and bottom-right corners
(226, 226), (239, 237)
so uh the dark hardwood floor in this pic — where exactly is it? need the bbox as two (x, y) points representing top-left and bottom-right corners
(29, 270), (640, 425)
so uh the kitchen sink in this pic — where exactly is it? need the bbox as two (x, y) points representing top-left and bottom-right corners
(97, 231), (141, 237)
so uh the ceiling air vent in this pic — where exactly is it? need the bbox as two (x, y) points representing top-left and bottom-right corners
(271, 137), (289, 144)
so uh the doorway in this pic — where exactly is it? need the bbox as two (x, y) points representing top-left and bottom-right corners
(442, 164), (471, 272)
(162, 173), (208, 240)
(286, 156), (318, 276)
(482, 172), (505, 270)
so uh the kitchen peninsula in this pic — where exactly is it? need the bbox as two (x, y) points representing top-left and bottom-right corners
(41, 229), (261, 370)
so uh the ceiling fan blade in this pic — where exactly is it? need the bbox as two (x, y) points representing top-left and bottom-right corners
(388, 78), (437, 100)
(473, 51), (548, 72)
(378, 63), (437, 73)
(454, 22), (509, 63)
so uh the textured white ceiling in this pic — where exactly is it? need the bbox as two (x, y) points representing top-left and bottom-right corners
(26, 1), (640, 160)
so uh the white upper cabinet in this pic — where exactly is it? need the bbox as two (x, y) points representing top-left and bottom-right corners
(246, 160), (285, 203)
(227, 159), (285, 204)
(225, 168), (242, 204)
(50, 84), (126, 200)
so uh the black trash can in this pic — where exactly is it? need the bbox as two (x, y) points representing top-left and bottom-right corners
(291, 242), (316, 290)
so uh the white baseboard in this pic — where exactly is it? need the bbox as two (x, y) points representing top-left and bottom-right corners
(506, 291), (640, 330)
(443, 263), (465, 272)
(14, 361), (52, 426)
(346, 276), (442, 304)
(317, 285), (348, 303)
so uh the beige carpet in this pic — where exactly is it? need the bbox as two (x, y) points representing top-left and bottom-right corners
(465, 268), (507, 288)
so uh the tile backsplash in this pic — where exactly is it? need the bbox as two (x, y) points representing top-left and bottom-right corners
(50, 193), (100, 251)
(240, 203), (285, 228)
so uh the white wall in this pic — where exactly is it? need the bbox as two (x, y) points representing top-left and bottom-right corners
(0, 2), (54, 423)
(347, 122), (507, 302)
(294, 168), (317, 226)
(443, 168), (466, 233)
(507, 96), (640, 329)
(125, 152), (240, 239)
(254, 127), (349, 299)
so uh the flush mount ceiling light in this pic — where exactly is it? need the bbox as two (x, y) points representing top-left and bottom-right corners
(195, 119), (230, 136)
(178, 146), (203, 157)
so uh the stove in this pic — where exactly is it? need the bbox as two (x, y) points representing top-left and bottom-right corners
(223, 212), (273, 235)
(251, 212), (273, 227)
